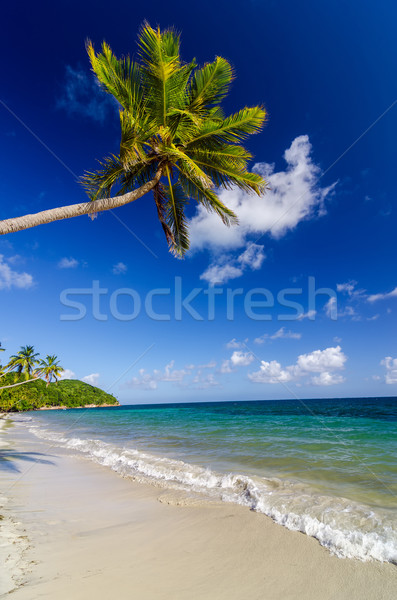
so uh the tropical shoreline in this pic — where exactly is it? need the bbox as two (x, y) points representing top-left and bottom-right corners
(37, 403), (120, 411)
(1, 416), (397, 600)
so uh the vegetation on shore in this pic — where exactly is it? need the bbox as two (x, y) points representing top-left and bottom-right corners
(0, 344), (118, 412)
(0, 376), (118, 412)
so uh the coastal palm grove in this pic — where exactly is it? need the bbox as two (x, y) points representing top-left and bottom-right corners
(0, 344), (64, 388)
(0, 344), (118, 412)
(0, 23), (266, 256)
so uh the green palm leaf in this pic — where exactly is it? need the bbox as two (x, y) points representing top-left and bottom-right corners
(189, 56), (233, 111)
(163, 177), (190, 257)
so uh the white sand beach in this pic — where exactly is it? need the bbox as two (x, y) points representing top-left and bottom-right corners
(1, 417), (396, 600)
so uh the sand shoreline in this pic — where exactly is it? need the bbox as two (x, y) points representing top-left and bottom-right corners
(1, 418), (397, 599)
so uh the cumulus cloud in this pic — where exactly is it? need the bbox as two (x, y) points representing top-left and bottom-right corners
(190, 135), (336, 252)
(82, 373), (100, 386)
(58, 257), (78, 269)
(112, 262), (128, 275)
(58, 368), (75, 380)
(381, 357), (397, 384)
(230, 351), (254, 367)
(311, 372), (345, 386)
(295, 346), (346, 373)
(57, 66), (117, 123)
(0, 255), (34, 290)
(254, 327), (301, 344)
(199, 243), (265, 285)
(367, 287), (397, 303)
(249, 345), (347, 386)
(221, 350), (254, 373)
(249, 359), (294, 384)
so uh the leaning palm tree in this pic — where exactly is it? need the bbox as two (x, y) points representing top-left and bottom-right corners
(0, 23), (266, 256)
(7, 345), (40, 380)
(38, 355), (64, 386)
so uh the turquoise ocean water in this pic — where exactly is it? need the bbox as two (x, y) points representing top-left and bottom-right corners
(16, 397), (397, 563)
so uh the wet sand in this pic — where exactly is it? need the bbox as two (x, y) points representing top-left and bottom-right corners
(1, 418), (396, 599)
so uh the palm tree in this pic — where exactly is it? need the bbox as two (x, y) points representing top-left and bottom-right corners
(38, 355), (64, 386)
(0, 23), (266, 256)
(7, 345), (40, 380)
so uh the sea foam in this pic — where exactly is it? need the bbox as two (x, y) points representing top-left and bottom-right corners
(25, 422), (397, 564)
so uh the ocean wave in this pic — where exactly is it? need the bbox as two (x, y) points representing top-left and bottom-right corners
(25, 422), (397, 564)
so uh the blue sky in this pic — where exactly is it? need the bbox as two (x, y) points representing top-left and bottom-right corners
(1, 0), (397, 403)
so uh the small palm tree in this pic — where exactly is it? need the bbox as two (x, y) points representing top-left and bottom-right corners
(7, 345), (40, 380)
(39, 355), (64, 386)
(0, 23), (266, 256)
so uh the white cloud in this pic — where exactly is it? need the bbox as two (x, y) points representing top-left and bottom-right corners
(325, 297), (358, 320)
(226, 338), (245, 349)
(249, 359), (293, 384)
(311, 372), (345, 386)
(230, 351), (254, 367)
(296, 345), (346, 373)
(82, 373), (100, 386)
(249, 345), (347, 386)
(324, 297), (337, 319)
(124, 369), (158, 390)
(190, 135), (336, 252)
(0, 255), (34, 290)
(192, 373), (220, 389)
(59, 368), (75, 380)
(58, 257), (78, 269)
(367, 287), (397, 303)
(220, 359), (233, 373)
(112, 262), (128, 275)
(7, 254), (24, 265)
(336, 281), (365, 298)
(122, 361), (189, 390)
(254, 327), (301, 344)
(57, 66), (117, 124)
(296, 309), (316, 321)
(381, 357), (397, 384)
(160, 361), (189, 382)
(237, 244), (266, 270)
(200, 261), (243, 285)
(200, 243), (265, 285)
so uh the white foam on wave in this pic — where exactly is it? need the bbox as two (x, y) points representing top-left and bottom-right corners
(25, 421), (397, 564)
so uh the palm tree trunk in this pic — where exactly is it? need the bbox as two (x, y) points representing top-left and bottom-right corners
(0, 377), (38, 390)
(0, 169), (162, 235)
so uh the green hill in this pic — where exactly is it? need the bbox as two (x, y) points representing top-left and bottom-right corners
(0, 376), (119, 412)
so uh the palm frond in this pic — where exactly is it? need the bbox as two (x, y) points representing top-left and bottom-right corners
(82, 155), (125, 200)
(187, 106), (266, 146)
(163, 170), (190, 256)
(189, 56), (233, 110)
(161, 144), (212, 187)
(177, 170), (238, 227)
(87, 40), (143, 112)
(187, 152), (266, 194)
(153, 182), (175, 248)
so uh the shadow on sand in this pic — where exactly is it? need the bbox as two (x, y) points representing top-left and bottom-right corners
(0, 450), (55, 473)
